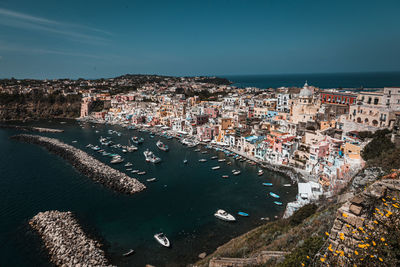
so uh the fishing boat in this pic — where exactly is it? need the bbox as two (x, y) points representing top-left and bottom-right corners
(154, 233), (170, 247)
(283, 184), (292, 187)
(125, 162), (133, 167)
(218, 159), (226, 162)
(131, 170), (139, 174)
(146, 178), (157, 182)
(238, 212), (249, 217)
(211, 166), (220, 170)
(144, 149), (161, 163)
(262, 183), (273, 186)
(126, 168), (132, 171)
(198, 159), (207, 162)
(72, 140), (77, 143)
(269, 192), (280, 199)
(233, 171), (241, 175)
(222, 175), (229, 178)
(156, 140), (169, 151)
(214, 209), (236, 222)
(91, 146), (101, 151)
(211, 156), (218, 160)
(122, 249), (135, 257)
(258, 170), (264, 176)
(138, 171), (146, 175)
(274, 201), (283, 205)
(183, 159), (188, 164)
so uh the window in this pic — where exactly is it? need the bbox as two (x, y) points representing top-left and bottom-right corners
(374, 98), (379, 105)
(368, 97), (372, 104)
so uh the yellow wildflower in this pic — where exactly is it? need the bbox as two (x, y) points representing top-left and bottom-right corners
(342, 212), (348, 218)
(354, 250), (359, 255)
(379, 257), (383, 262)
(372, 241), (376, 246)
(392, 203), (399, 208)
(382, 198), (386, 202)
(380, 237), (385, 242)
(301, 263), (305, 267)
(325, 232), (329, 236)
(320, 257), (325, 262)
(373, 220), (378, 224)
(392, 197), (396, 201)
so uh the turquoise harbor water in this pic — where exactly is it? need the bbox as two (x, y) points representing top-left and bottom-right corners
(0, 120), (296, 266)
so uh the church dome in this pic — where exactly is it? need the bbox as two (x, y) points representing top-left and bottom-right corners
(299, 88), (313, 97)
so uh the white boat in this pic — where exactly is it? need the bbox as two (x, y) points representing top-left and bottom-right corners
(233, 170), (241, 175)
(154, 233), (170, 247)
(183, 159), (188, 164)
(211, 156), (218, 160)
(212, 166), (220, 170)
(218, 159), (226, 162)
(111, 157), (124, 164)
(125, 162), (133, 167)
(222, 175), (229, 178)
(258, 170), (264, 176)
(214, 209), (236, 222)
(144, 149), (161, 163)
(156, 140), (169, 151)
(138, 171), (146, 175)
(72, 140), (77, 143)
(131, 170), (139, 173)
(122, 249), (135, 257)
(147, 178), (157, 182)
(199, 159), (207, 162)
(283, 184), (292, 187)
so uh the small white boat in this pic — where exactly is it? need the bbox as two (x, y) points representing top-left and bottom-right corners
(233, 171), (241, 175)
(222, 175), (229, 178)
(125, 162), (133, 167)
(218, 159), (226, 162)
(258, 170), (264, 176)
(138, 171), (146, 175)
(123, 249), (135, 257)
(72, 140), (77, 143)
(183, 159), (188, 164)
(199, 159), (207, 162)
(211, 156), (218, 160)
(154, 233), (170, 247)
(131, 170), (139, 173)
(214, 209), (236, 222)
(283, 184), (292, 187)
(147, 178), (157, 182)
(111, 157), (124, 164)
(212, 166), (220, 170)
(144, 149), (161, 163)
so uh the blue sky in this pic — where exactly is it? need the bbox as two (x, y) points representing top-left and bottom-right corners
(0, 0), (399, 79)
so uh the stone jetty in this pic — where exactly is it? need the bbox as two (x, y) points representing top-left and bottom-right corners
(11, 134), (146, 194)
(0, 124), (64, 133)
(29, 211), (112, 266)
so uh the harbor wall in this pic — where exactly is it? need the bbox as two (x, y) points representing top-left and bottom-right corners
(29, 210), (112, 266)
(11, 134), (146, 195)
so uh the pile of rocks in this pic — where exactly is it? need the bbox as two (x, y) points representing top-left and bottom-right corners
(29, 211), (112, 266)
(11, 134), (146, 195)
(0, 125), (64, 133)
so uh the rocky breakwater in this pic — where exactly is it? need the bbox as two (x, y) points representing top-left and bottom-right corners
(11, 134), (146, 194)
(30, 211), (112, 266)
(0, 124), (64, 133)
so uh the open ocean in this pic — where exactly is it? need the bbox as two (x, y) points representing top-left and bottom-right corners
(222, 72), (400, 89)
(0, 120), (296, 266)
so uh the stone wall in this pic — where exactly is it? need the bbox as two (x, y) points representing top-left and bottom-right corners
(323, 175), (400, 265)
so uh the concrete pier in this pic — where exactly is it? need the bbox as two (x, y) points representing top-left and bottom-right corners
(29, 210), (112, 266)
(11, 134), (146, 195)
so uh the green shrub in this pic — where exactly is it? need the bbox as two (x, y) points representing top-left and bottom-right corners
(289, 204), (318, 226)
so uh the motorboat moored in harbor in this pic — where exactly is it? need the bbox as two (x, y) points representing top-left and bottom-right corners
(198, 159), (207, 162)
(258, 170), (264, 176)
(222, 175), (229, 178)
(156, 140), (169, 151)
(233, 170), (241, 175)
(262, 183), (273, 186)
(146, 178), (157, 182)
(269, 192), (280, 199)
(238, 211), (249, 217)
(211, 166), (220, 170)
(111, 156), (124, 164)
(144, 149), (161, 163)
(122, 249), (135, 257)
(214, 209), (236, 222)
(274, 201), (283, 205)
(154, 233), (170, 247)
